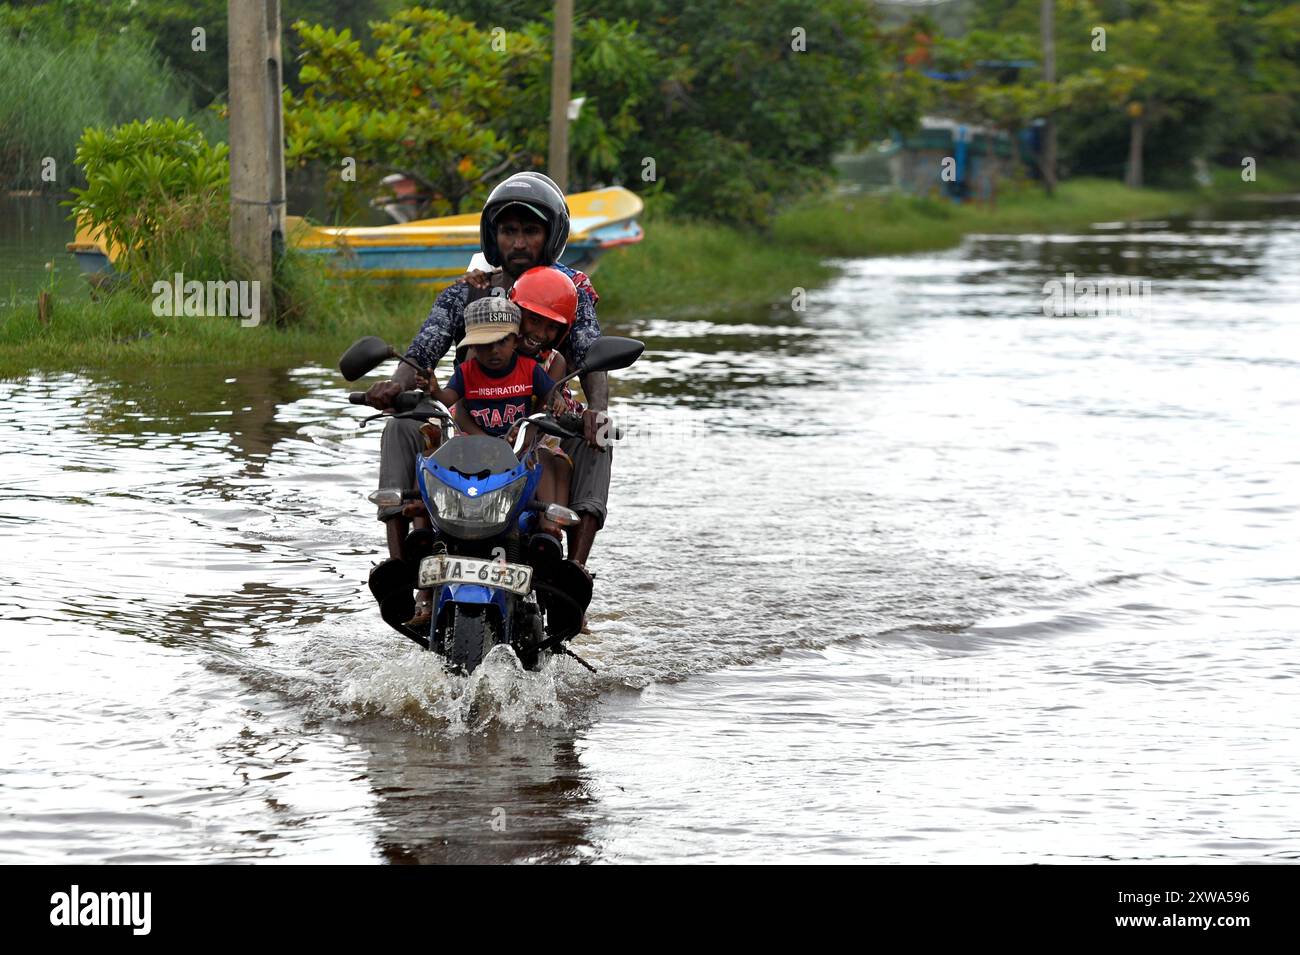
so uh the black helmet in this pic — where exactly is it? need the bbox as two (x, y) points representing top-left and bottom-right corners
(480, 171), (570, 268)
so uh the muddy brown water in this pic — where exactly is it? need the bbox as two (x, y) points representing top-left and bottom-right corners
(2, 198), (1298, 862)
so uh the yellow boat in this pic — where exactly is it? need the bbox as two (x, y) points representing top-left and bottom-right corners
(68, 186), (643, 288)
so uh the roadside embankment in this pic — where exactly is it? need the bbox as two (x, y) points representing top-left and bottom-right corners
(4, 165), (1295, 378)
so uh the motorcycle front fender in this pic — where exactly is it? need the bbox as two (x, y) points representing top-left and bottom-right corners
(435, 584), (513, 645)
(439, 582), (502, 605)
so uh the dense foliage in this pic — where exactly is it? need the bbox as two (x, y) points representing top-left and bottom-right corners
(0, 27), (212, 192)
(967, 0), (1300, 183)
(285, 8), (544, 218)
(0, 0), (412, 106)
(4, 0), (1298, 218)
(440, 0), (898, 225)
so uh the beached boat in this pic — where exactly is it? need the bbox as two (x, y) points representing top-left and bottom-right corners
(67, 186), (643, 287)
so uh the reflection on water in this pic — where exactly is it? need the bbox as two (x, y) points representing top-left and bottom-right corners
(361, 725), (598, 865)
(0, 194), (88, 312)
(2, 200), (1298, 862)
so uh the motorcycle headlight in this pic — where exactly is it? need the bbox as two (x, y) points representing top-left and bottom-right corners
(423, 470), (527, 539)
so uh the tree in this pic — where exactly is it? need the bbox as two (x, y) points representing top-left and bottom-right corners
(1097, 1), (1232, 187)
(504, 17), (658, 192)
(284, 8), (545, 218)
(971, 0), (1297, 186)
(1210, 1), (1300, 163)
(593, 0), (895, 225)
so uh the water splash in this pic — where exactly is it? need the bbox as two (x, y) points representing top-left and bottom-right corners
(335, 644), (593, 734)
(223, 614), (599, 735)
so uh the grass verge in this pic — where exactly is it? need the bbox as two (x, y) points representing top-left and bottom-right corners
(0, 275), (432, 378)
(769, 177), (1195, 259)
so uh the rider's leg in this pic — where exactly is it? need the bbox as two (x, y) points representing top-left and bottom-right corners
(385, 515), (410, 560)
(568, 515), (600, 567)
(405, 421), (442, 625)
(377, 414), (428, 560)
(561, 438), (611, 566)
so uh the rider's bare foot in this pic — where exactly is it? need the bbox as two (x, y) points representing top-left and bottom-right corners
(406, 589), (433, 627)
(573, 561), (592, 633)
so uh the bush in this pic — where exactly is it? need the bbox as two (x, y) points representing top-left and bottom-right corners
(67, 116), (352, 327)
(68, 117), (231, 286)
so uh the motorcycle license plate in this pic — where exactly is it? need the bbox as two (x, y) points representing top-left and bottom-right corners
(417, 555), (533, 596)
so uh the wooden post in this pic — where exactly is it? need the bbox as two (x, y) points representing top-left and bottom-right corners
(1040, 0), (1057, 196)
(1126, 103), (1145, 189)
(228, 0), (286, 318)
(547, 0), (574, 193)
(37, 291), (52, 326)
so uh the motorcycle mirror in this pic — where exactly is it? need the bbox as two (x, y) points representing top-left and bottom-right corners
(339, 336), (396, 382)
(574, 337), (644, 376)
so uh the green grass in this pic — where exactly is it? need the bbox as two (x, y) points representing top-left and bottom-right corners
(770, 177), (1198, 260)
(1198, 158), (1300, 196)
(0, 276), (433, 377)
(595, 215), (836, 322)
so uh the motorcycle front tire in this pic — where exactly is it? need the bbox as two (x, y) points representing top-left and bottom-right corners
(446, 604), (499, 675)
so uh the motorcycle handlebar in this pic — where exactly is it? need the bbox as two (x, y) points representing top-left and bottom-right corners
(392, 390), (427, 413)
(555, 412), (585, 433)
(351, 390), (431, 412)
(355, 398), (619, 441)
(348, 389), (423, 407)
(544, 412), (625, 442)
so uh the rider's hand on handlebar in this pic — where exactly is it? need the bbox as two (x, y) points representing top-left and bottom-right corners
(364, 379), (403, 410)
(583, 409), (610, 451)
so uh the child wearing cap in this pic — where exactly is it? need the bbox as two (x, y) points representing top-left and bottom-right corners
(431, 296), (572, 532)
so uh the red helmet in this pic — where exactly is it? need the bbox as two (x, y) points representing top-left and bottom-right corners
(509, 267), (577, 342)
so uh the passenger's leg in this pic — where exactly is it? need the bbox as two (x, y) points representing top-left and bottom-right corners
(536, 450), (573, 538)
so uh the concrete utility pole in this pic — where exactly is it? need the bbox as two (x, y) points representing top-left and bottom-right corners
(547, 0), (574, 193)
(1040, 0), (1057, 196)
(228, 0), (287, 313)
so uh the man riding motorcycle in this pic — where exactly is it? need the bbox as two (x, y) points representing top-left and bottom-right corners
(364, 172), (614, 572)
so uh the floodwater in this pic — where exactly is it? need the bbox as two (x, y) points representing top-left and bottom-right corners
(2, 198), (1298, 863)
(0, 194), (88, 311)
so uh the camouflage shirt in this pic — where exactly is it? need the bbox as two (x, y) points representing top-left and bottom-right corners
(406, 263), (601, 372)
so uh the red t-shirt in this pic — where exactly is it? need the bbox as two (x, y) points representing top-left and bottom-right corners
(446, 354), (556, 437)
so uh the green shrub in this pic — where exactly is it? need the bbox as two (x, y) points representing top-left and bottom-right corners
(68, 117), (231, 285)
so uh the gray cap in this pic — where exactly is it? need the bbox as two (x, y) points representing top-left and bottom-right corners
(462, 295), (521, 346)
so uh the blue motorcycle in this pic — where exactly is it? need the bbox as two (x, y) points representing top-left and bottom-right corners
(340, 335), (643, 674)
